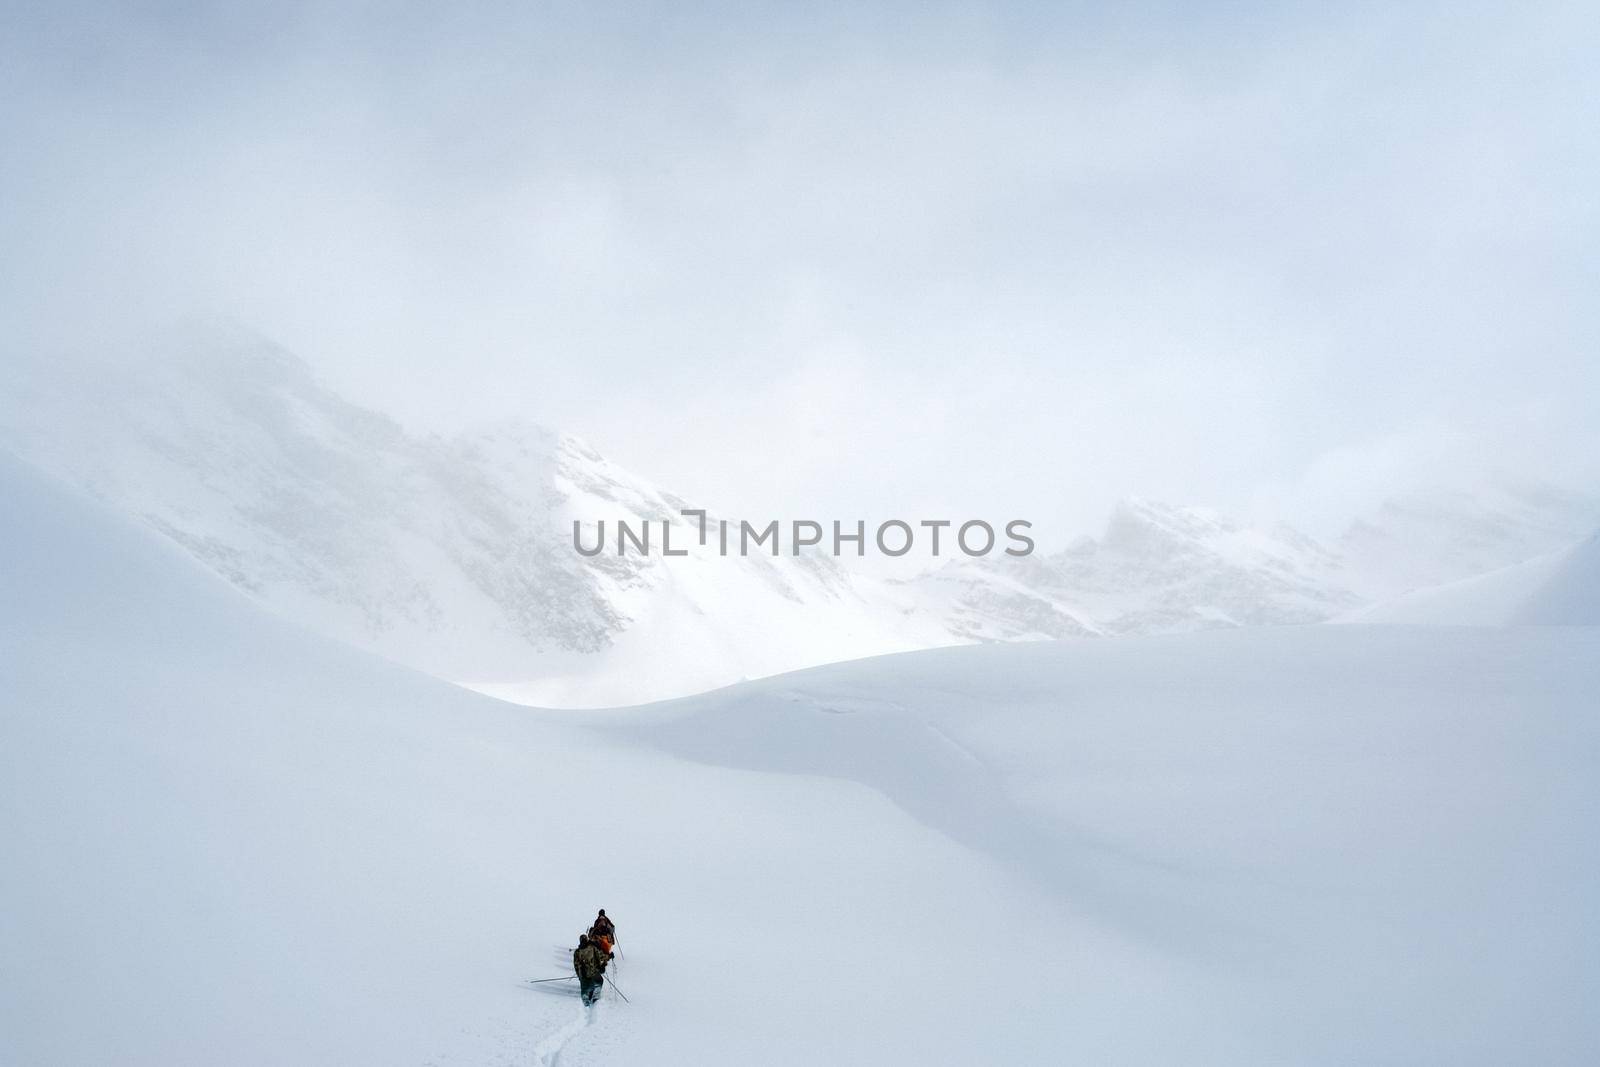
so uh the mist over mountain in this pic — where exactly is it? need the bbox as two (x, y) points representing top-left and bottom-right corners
(914, 498), (1363, 640)
(0, 335), (960, 704)
(5, 334), (1595, 705)
(1338, 481), (1600, 596)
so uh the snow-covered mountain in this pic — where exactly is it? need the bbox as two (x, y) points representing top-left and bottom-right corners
(0, 334), (1366, 703)
(915, 483), (1600, 642)
(910, 498), (1364, 638)
(0, 335), (960, 705)
(6, 334), (1595, 705)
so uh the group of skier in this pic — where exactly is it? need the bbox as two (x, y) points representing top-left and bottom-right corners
(572, 909), (617, 1006)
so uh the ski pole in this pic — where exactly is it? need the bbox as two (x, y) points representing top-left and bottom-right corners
(605, 975), (630, 1003)
(527, 976), (575, 984)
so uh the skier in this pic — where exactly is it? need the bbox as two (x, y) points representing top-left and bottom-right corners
(590, 909), (616, 956)
(572, 933), (609, 1006)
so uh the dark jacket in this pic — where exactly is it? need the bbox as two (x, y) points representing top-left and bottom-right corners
(573, 942), (608, 982)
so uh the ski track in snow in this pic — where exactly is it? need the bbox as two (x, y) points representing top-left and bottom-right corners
(532, 1002), (591, 1067)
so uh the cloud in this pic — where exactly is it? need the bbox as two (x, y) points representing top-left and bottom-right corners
(2, 1), (1596, 540)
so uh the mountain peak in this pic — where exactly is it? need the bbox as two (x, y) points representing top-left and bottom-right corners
(1102, 498), (1233, 553)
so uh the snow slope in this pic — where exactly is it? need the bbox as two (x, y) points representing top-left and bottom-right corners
(1519, 532), (1600, 624)
(0, 451), (1128, 1065)
(6, 450), (1599, 1064)
(590, 625), (1600, 1065)
(1341, 531), (1600, 626)
(1338, 481), (1600, 597)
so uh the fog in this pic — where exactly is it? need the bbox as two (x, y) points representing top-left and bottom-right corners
(3, 0), (1597, 542)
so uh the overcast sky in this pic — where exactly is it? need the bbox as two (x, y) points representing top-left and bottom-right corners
(4, 1), (1598, 543)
